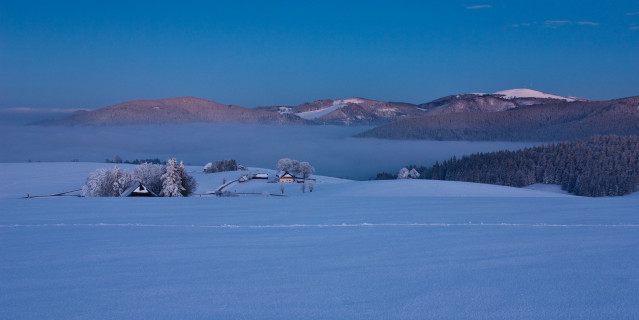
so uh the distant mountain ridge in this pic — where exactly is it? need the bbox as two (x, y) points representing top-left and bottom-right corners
(257, 97), (425, 125)
(35, 88), (592, 127)
(36, 97), (311, 126)
(418, 89), (586, 115)
(37, 96), (430, 126)
(357, 96), (639, 141)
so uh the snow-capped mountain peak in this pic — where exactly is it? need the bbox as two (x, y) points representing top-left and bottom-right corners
(494, 89), (575, 102)
(336, 98), (366, 104)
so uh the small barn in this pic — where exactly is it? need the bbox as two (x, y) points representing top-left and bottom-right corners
(254, 173), (269, 179)
(278, 172), (296, 183)
(121, 182), (158, 197)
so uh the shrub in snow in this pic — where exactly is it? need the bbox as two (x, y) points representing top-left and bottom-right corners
(82, 166), (133, 197)
(409, 168), (420, 179)
(131, 163), (165, 196)
(305, 180), (316, 192)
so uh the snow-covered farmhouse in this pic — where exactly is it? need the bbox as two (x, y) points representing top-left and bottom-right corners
(277, 172), (296, 183)
(120, 182), (158, 197)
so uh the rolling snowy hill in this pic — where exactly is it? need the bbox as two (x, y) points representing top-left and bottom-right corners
(2, 162), (639, 319)
(0, 162), (570, 199)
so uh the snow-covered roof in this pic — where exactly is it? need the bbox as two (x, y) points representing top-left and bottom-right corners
(120, 182), (158, 197)
(277, 171), (296, 179)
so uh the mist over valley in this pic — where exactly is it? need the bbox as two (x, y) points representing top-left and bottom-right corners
(0, 123), (537, 180)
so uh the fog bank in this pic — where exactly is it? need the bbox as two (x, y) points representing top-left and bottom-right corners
(0, 124), (539, 180)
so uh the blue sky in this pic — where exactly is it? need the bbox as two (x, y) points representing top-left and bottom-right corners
(1, 0), (638, 109)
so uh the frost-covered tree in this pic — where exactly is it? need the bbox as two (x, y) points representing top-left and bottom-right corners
(160, 159), (196, 197)
(409, 168), (420, 179)
(298, 162), (315, 180)
(161, 159), (185, 197)
(290, 160), (301, 176)
(83, 168), (110, 197)
(397, 168), (410, 179)
(132, 163), (165, 195)
(277, 158), (314, 178)
(82, 166), (132, 197)
(276, 158), (294, 172)
(111, 166), (132, 195)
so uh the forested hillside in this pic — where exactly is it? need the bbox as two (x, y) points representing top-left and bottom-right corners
(394, 135), (639, 197)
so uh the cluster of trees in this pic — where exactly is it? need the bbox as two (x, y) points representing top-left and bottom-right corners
(82, 158), (196, 197)
(276, 158), (315, 179)
(384, 135), (639, 197)
(203, 159), (238, 173)
(397, 167), (420, 179)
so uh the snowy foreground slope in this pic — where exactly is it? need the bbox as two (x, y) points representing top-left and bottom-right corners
(2, 163), (639, 319)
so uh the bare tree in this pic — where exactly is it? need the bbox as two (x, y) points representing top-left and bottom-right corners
(306, 180), (316, 192)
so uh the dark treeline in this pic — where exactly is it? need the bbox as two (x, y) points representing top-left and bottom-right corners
(394, 135), (639, 197)
(106, 157), (166, 165)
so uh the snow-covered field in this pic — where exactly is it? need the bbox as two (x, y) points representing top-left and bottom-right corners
(2, 163), (639, 319)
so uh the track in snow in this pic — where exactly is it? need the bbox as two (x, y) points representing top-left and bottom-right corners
(2, 223), (639, 228)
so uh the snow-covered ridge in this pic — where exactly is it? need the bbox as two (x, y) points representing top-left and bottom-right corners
(295, 98), (365, 120)
(494, 89), (575, 102)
